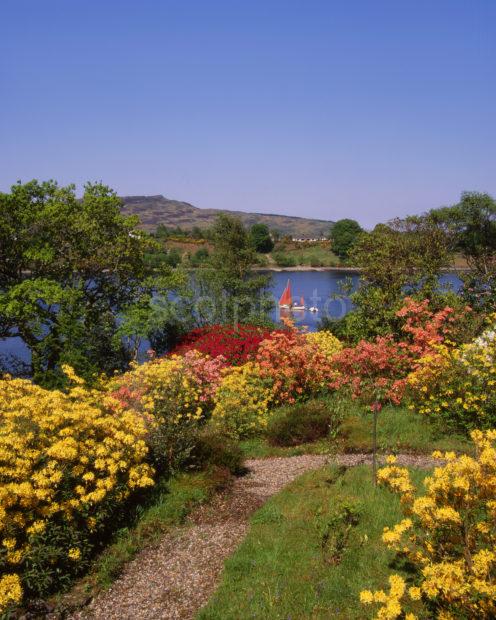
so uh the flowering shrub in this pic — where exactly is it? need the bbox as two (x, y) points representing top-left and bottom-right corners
(0, 369), (153, 610)
(109, 355), (204, 421)
(331, 298), (457, 406)
(211, 362), (273, 438)
(306, 331), (342, 359)
(408, 321), (496, 431)
(177, 350), (226, 410)
(171, 324), (283, 365)
(331, 336), (412, 405)
(109, 355), (215, 474)
(256, 330), (335, 405)
(396, 297), (456, 354)
(360, 430), (496, 619)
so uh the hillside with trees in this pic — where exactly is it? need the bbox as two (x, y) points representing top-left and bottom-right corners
(120, 194), (334, 238)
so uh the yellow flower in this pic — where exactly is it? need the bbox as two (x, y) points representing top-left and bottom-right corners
(68, 547), (81, 561)
(0, 574), (23, 612)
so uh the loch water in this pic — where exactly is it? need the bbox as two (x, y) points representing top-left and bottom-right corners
(0, 270), (462, 366)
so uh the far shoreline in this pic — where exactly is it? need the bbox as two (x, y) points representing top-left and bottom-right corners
(252, 265), (470, 273)
(253, 265), (361, 273)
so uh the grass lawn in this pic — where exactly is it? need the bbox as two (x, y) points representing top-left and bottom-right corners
(240, 401), (472, 459)
(338, 405), (472, 455)
(198, 465), (426, 619)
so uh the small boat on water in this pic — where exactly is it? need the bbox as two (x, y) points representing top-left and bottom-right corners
(309, 306), (318, 312)
(279, 280), (306, 311)
(292, 296), (305, 311)
(278, 279), (292, 308)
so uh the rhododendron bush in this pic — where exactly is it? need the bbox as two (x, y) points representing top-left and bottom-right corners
(0, 369), (153, 610)
(361, 430), (496, 619)
(170, 324), (284, 365)
(109, 350), (226, 417)
(212, 362), (273, 438)
(305, 330), (342, 359)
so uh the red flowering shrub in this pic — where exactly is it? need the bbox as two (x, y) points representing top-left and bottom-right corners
(256, 329), (335, 404)
(331, 297), (458, 405)
(171, 324), (284, 365)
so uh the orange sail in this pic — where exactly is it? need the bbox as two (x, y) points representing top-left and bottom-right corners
(279, 279), (292, 306)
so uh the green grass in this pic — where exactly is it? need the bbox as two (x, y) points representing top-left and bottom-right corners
(240, 436), (335, 459)
(271, 243), (340, 267)
(198, 465), (426, 619)
(338, 405), (473, 455)
(240, 399), (472, 459)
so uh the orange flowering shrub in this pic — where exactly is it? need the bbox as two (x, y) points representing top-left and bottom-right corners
(331, 298), (457, 406)
(256, 329), (335, 405)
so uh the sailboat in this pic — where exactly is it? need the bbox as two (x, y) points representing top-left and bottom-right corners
(278, 279), (292, 308)
(292, 296), (305, 311)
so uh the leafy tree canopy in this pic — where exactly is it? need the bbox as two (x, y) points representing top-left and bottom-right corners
(329, 219), (363, 259)
(249, 223), (274, 253)
(195, 214), (273, 325)
(0, 180), (190, 384)
(428, 192), (496, 311)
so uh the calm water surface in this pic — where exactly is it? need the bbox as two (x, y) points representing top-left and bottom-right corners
(0, 270), (462, 365)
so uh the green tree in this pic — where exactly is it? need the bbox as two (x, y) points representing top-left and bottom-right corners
(249, 223), (274, 253)
(195, 214), (273, 325)
(428, 192), (496, 310)
(0, 180), (189, 384)
(329, 219), (364, 259)
(325, 217), (453, 342)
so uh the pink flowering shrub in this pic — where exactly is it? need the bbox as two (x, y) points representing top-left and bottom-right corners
(180, 350), (227, 409)
(108, 350), (226, 416)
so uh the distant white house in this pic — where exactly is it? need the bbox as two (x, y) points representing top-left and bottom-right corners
(291, 237), (328, 243)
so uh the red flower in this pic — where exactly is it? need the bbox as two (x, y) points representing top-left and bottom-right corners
(170, 324), (286, 365)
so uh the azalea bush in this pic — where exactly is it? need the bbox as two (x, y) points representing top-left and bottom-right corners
(170, 324), (283, 365)
(256, 329), (335, 405)
(109, 355), (203, 419)
(211, 362), (273, 438)
(331, 298), (457, 406)
(407, 320), (496, 431)
(360, 430), (496, 619)
(0, 369), (154, 611)
(109, 355), (217, 474)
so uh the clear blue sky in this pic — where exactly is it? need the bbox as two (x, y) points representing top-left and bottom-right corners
(1, 0), (495, 227)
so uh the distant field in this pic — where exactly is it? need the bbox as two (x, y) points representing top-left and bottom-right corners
(121, 195), (334, 238)
(270, 240), (341, 267)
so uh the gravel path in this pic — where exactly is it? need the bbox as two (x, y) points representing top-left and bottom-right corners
(73, 452), (437, 620)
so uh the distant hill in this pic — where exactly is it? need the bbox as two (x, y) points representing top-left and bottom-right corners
(121, 195), (334, 238)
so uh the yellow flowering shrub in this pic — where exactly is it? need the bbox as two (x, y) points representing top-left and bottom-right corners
(212, 362), (273, 438)
(360, 430), (496, 619)
(407, 322), (496, 431)
(305, 331), (342, 359)
(0, 369), (154, 610)
(108, 355), (208, 475)
(109, 355), (204, 422)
